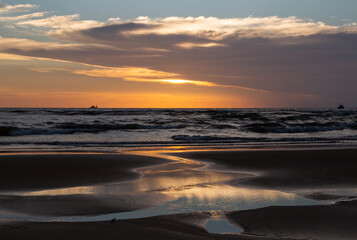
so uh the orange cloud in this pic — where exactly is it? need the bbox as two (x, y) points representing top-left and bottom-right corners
(30, 66), (269, 91)
(0, 36), (81, 51)
(42, 67), (231, 88)
(176, 42), (226, 49)
(73, 67), (178, 79)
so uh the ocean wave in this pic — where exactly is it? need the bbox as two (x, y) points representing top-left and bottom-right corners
(0, 123), (187, 136)
(55, 122), (186, 130)
(171, 134), (357, 144)
(241, 122), (350, 133)
(2, 135), (357, 147)
(0, 126), (20, 136)
(242, 123), (285, 133)
(210, 111), (269, 121)
(210, 124), (237, 129)
(171, 135), (267, 142)
(0, 127), (80, 136)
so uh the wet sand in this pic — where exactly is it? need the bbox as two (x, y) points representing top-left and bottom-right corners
(172, 148), (357, 239)
(0, 192), (172, 216)
(1, 149), (357, 239)
(173, 148), (357, 189)
(228, 199), (357, 240)
(0, 154), (168, 191)
(0, 214), (273, 240)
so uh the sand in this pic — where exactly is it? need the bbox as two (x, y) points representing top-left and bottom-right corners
(228, 199), (357, 240)
(1, 149), (357, 239)
(0, 214), (275, 240)
(173, 148), (357, 189)
(0, 153), (168, 191)
(0, 192), (172, 216)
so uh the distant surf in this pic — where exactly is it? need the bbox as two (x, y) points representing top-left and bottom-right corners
(1, 108), (357, 150)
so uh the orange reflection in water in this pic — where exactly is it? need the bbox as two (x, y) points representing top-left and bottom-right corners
(22, 150), (296, 205)
(161, 184), (296, 202)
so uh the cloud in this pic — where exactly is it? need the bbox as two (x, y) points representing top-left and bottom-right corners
(2, 12), (357, 105)
(0, 12), (46, 21)
(0, 53), (32, 60)
(31, 66), (269, 90)
(39, 15), (357, 54)
(0, 4), (36, 13)
(0, 36), (81, 51)
(17, 14), (103, 34)
(29, 67), (68, 73)
(176, 42), (226, 49)
(17, 15), (357, 49)
(31, 66), (217, 87)
(108, 16), (356, 40)
(73, 67), (178, 79)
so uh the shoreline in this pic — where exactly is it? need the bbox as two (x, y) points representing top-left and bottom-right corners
(172, 148), (357, 190)
(2, 141), (357, 156)
(0, 147), (356, 239)
(0, 153), (169, 192)
(2, 199), (357, 240)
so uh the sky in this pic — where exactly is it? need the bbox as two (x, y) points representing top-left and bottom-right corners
(0, 1), (357, 108)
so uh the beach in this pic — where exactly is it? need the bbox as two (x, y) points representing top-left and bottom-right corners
(0, 148), (356, 239)
(1, 0), (357, 236)
(173, 148), (357, 190)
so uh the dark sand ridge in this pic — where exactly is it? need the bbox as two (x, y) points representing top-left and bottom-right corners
(2, 201), (356, 240)
(173, 148), (357, 190)
(228, 199), (357, 240)
(0, 213), (284, 240)
(0, 154), (168, 191)
(0, 193), (172, 217)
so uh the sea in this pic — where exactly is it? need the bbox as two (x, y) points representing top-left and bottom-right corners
(1, 108), (357, 151)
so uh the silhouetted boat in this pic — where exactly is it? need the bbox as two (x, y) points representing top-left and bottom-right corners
(337, 104), (345, 109)
(90, 105), (98, 109)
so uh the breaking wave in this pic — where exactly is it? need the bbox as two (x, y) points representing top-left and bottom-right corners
(1, 108), (357, 148)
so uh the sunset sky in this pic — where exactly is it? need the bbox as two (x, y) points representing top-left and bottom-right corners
(1, 0), (357, 108)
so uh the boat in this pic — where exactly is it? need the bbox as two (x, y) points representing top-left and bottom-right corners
(337, 104), (345, 110)
(90, 105), (98, 109)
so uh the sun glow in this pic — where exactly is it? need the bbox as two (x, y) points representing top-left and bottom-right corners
(71, 68), (217, 87)
(156, 79), (216, 87)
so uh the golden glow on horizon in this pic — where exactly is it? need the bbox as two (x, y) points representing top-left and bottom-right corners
(73, 67), (178, 79)
(29, 65), (222, 88)
(0, 46), (318, 108)
(159, 79), (197, 84)
(0, 90), (246, 108)
(154, 79), (216, 87)
(72, 68), (217, 87)
(176, 42), (227, 49)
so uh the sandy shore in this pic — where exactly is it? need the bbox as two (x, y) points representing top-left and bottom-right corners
(0, 213), (274, 240)
(228, 199), (357, 240)
(0, 154), (168, 191)
(173, 148), (357, 189)
(1, 149), (357, 239)
(2, 200), (356, 240)
(0, 153), (172, 216)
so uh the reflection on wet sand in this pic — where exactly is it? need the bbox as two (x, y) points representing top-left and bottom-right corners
(161, 184), (296, 203)
(2, 149), (321, 220)
(21, 149), (250, 197)
(22, 170), (249, 197)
